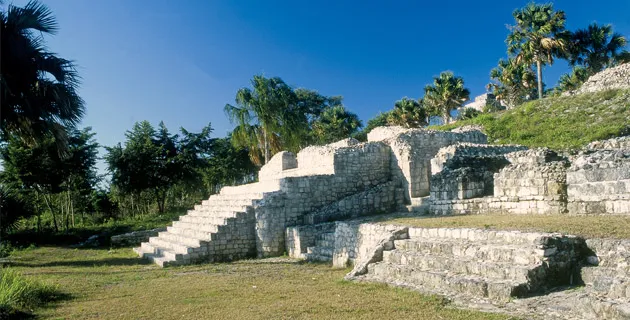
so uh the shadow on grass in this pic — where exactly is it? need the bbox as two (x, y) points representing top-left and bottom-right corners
(8, 257), (151, 268)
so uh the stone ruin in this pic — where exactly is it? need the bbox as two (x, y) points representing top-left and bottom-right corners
(134, 126), (630, 319)
(563, 62), (630, 96)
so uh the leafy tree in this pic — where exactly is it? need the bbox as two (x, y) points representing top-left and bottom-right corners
(201, 137), (256, 194)
(507, 2), (568, 99)
(225, 76), (304, 165)
(0, 0), (84, 149)
(569, 23), (629, 74)
(488, 58), (537, 108)
(0, 128), (99, 232)
(387, 98), (428, 128)
(423, 72), (470, 124)
(311, 106), (362, 144)
(105, 121), (215, 214)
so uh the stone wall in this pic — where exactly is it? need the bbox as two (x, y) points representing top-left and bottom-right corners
(332, 221), (406, 268)
(567, 148), (630, 215)
(430, 149), (569, 215)
(253, 141), (393, 257)
(111, 228), (166, 247)
(285, 222), (336, 259)
(575, 63), (630, 95)
(258, 151), (297, 181)
(368, 126), (488, 202)
(302, 181), (405, 225)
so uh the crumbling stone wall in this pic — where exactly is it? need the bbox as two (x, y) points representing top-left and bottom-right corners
(368, 127), (487, 202)
(332, 221), (406, 268)
(285, 222), (335, 259)
(574, 63), (630, 95)
(567, 146), (630, 215)
(430, 148), (569, 215)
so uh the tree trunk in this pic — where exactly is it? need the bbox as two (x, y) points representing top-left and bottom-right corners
(43, 194), (58, 232)
(536, 59), (543, 99)
(263, 128), (270, 164)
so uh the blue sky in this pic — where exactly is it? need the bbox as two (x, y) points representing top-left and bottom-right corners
(11, 0), (630, 153)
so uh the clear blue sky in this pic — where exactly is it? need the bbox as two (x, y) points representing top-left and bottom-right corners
(11, 0), (630, 151)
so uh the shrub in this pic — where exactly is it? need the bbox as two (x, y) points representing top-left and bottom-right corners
(458, 107), (481, 120)
(0, 268), (58, 315)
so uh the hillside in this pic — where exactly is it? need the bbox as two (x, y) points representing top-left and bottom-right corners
(436, 88), (630, 150)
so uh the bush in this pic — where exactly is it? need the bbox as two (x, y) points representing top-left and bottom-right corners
(458, 107), (481, 120)
(0, 268), (58, 316)
(0, 242), (14, 259)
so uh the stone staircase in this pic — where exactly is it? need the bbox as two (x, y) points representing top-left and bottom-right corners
(305, 232), (335, 262)
(134, 182), (280, 267)
(364, 227), (581, 304)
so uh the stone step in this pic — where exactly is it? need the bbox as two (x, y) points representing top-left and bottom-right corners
(179, 215), (231, 225)
(582, 267), (630, 299)
(368, 262), (527, 303)
(201, 199), (258, 207)
(167, 226), (214, 240)
(393, 239), (544, 265)
(219, 181), (281, 195)
(209, 192), (265, 200)
(139, 242), (183, 261)
(172, 221), (220, 233)
(158, 231), (209, 247)
(383, 250), (538, 283)
(194, 204), (250, 212)
(149, 236), (195, 254)
(576, 295), (630, 320)
(307, 246), (333, 257)
(186, 209), (242, 217)
(407, 227), (554, 246)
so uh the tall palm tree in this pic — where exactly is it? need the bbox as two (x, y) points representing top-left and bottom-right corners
(1, 0), (85, 149)
(387, 97), (428, 128)
(311, 105), (362, 144)
(488, 58), (537, 108)
(507, 2), (568, 99)
(224, 75), (300, 166)
(569, 23), (629, 74)
(423, 72), (470, 124)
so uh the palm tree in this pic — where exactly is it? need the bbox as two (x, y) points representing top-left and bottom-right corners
(507, 2), (568, 99)
(423, 72), (470, 124)
(488, 58), (537, 108)
(387, 97), (428, 128)
(1, 0), (85, 148)
(311, 105), (362, 144)
(569, 23), (629, 74)
(224, 75), (300, 165)
(556, 66), (590, 93)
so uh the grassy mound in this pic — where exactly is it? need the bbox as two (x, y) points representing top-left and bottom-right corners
(437, 89), (630, 150)
(0, 268), (59, 317)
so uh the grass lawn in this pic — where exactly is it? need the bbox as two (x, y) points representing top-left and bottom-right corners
(383, 214), (630, 239)
(6, 246), (512, 320)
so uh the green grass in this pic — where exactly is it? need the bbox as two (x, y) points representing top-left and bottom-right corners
(383, 214), (630, 239)
(7, 246), (513, 320)
(435, 89), (630, 150)
(0, 267), (60, 317)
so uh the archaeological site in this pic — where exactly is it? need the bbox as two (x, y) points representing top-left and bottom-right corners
(132, 83), (630, 319)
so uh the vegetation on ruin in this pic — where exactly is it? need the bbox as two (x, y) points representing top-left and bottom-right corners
(385, 214), (630, 239)
(433, 88), (630, 150)
(2, 246), (511, 320)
